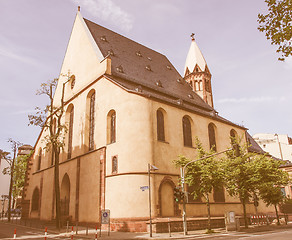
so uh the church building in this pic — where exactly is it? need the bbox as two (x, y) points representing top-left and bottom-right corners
(22, 10), (271, 232)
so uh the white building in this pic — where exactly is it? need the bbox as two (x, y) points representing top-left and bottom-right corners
(253, 133), (292, 162)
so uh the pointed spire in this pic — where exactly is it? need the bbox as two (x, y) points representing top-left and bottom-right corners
(184, 34), (207, 76)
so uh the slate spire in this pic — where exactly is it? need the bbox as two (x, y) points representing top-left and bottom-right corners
(183, 35), (214, 108)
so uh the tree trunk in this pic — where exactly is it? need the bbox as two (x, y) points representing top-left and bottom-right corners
(54, 148), (61, 230)
(242, 199), (248, 228)
(206, 195), (211, 231)
(274, 204), (280, 225)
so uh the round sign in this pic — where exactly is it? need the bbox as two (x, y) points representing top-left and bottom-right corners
(103, 212), (108, 218)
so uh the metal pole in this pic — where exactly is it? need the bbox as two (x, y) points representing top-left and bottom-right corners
(148, 163), (152, 237)
(180, 168), (187, 235)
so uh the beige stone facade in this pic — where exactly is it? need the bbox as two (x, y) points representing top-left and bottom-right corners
(22, 11), (274, 231)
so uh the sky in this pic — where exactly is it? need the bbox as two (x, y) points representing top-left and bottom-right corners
(1, 0), (291, 153)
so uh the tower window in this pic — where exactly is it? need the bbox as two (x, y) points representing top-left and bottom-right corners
(37, 148), (42, 171)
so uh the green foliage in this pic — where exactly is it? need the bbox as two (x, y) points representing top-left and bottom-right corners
(221, 141), (256, 203)
(174, 138), (224, 230)
(12, 152), (32, 200)
(258, 0), (292, 61)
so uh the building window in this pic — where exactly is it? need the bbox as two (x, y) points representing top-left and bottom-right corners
(112, 156), (118, 174)
(107, 110), (116, 144)
(37, 149), (42, 171)
(213, 186), (225, 202)
(157, 109), (165, 141)
(67, 106), (74, 159)
(208, 123), (217, 151)
(31, 188), (40, 211)
(182, 116), (192, 147)
(89, 92), (95, 151)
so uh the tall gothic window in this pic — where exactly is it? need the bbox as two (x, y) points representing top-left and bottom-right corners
(89, 92), (95, 151)
(230, 129), (239, 155)
(208, 123), (216, 151)
(107, 110), (116, 144)
(213, 186), (225, 202)
(157, 109), (165, 141)
(68, 106), (74, 159)
(37, 148), (42, 171)
(187, 184), (202, 203)
(112, 156), (118, 174)
(31, 188), (40, 211)
(182, 116), (192, 147)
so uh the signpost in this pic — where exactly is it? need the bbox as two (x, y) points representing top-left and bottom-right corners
(100, 209), (110, 236)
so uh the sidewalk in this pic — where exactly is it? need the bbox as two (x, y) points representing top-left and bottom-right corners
(59, 222), (292, 239)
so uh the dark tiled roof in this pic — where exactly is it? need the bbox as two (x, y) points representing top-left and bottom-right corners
(246, 132), (266, 154)
(84, 18), (245, 128)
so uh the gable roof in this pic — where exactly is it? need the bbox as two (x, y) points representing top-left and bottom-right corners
(246, 132), (266, 154)
(84, 18), (245, 129)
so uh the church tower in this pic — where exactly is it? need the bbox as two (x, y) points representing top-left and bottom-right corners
(184, 34), (214, 108)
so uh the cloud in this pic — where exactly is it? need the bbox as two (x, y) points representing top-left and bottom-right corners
(73, 0), (134, 32)
(0, 46), (39, 66)
(217, 96), (287, 104)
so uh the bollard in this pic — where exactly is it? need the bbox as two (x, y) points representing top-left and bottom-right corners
(66, 221), (69, 233)
(13, 229), (16, 239)
(95, 226), (98, 240)
(168, 218), (171, 237)
(75, 222), (78, 235)
(44, 227), (47, 240)
(71, 226), (74, 240)
(86, 223), (88, 235)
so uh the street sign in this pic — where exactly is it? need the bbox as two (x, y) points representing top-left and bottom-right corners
(140, 186), (149, 191)
(101, 209), (110, 224)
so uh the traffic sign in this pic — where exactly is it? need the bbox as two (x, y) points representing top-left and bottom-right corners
(140, 186), (149, 191)
(101, 209), (110, 224)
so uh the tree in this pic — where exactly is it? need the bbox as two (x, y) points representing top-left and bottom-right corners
(251, 155), (289, 224)
(12, 152), (32, 208)
(221, 140), (256, 228)
(174, 138), (224, 232)
(28, 75), (71, 229)
(258, 0), (292, 61)
(1, 139), (22, 222)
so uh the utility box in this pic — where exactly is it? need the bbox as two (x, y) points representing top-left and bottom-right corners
(225, 211), (236, 231)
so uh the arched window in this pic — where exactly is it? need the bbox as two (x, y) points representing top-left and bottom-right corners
(230, 129), (239, 155)
(107, 110), (116, 144)
(208, 123), (217, 151)
(61, 173), (70, 216)
(112, 156), (118, 174)
(67, 105), (74, 159)
(31, 188), (40, 211)
(37, 148), (42, 171)
(182, 116), (192, 147)
(213, 186), (225, 202)
(157, 109), (165, 141)
(89, 92), (95, 151)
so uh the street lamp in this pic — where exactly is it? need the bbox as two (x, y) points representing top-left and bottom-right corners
(180, 148), (232, 235)
(148, 163), (158, 237)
